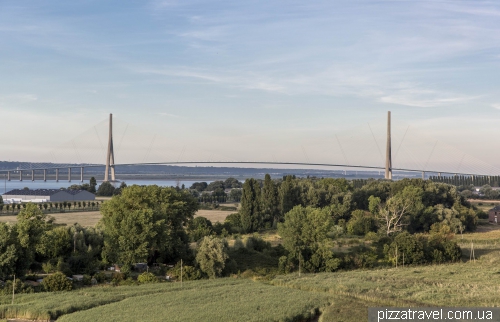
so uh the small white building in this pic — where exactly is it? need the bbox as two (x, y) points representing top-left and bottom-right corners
(3, 189), (95, 203)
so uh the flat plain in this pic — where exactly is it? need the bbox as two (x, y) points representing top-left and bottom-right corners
(0, 209), (234, 227)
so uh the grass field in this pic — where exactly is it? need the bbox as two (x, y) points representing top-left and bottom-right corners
(0, 279), (329, 322)
(2, 223), (500, 321)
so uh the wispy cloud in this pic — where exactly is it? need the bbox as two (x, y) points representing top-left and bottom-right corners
(158, 112), (181, 118)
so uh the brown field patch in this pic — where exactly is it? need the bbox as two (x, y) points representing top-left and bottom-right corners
(0, 211), (102, 227)
(195, 209), (235, 223)
(0, 209), (235, 226)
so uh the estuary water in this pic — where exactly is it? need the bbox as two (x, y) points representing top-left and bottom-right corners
(0, 179), (213, 194)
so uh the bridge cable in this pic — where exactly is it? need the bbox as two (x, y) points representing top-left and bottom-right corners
(335, 134), (349, 165)
(142, 134), (157, 164)
(368, 122), (384, 164)
(394, 125), (410, 163)
(423, 140), (438, 171)
(301, 146), (311, 163)
(117, 123), (129, 152)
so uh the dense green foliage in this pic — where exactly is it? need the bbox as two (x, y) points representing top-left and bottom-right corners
(96, 181), (115, 196)
(195, 236), (229, 278)
(240, 178), (262, 233)
(137, 272), (159, 284)
(101, 185), (198, 270)
(42, 272), (73, 292)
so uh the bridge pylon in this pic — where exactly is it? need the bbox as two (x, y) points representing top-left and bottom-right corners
(385, 111), (392, 180)
(104, 113), (116, 182)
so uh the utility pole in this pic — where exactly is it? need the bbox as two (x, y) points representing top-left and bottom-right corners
(12, 274), (15, 305)
(385, 111), (392, 180)
(104, 113), (116, 182)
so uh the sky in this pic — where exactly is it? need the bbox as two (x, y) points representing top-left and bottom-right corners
(1, 0), (500, 173)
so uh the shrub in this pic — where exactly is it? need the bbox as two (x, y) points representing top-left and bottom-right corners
(168, 263), (202, 281)
(42, 272), (73, 292)
(187, 217), (213, 242)
(346, 210), (377, 236)
(93, 271), (108, 283)
(245, 235), (271, 252)
(137, 272), (159, 284)
(477, 210), (488, 219)
(196, 236), (229, 279)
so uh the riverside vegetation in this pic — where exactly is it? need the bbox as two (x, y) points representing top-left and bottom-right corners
(0, 176), (489, 321)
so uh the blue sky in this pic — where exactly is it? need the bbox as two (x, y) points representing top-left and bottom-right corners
(1, 0), (500, 172)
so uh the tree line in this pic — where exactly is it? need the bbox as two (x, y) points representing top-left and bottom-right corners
(430, 175), (500, 187)
(0, 177), (478, 293)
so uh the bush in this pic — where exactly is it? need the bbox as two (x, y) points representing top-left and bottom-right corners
(93, 271), (108, 283)
(137, 272), (159, 284)
(196, 236), (229, 279)
(346, 210), (377, 236)
(477, 210), (488, 219)
(187, 217), (213, 242)
(245, 235), (271, 252)
(0, 279), (34, 295)
(168, 263), (202, 281)
(42, 272), (73, 292)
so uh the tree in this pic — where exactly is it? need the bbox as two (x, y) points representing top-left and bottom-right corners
(371, 186), (424, 236)
(190, 182), (208, 192)
(187, 216), (213, 242)
(239, 178), (262, 233)
(0, 223), (17, 278)
(38, 226), (72, 259)
(346, 210), (377, 236)
(261, 174), (279, 228)
(229, 189), (242, 202)
(89, 177), (97, 193)
(195, 236), (228, 279)
(279, 175), (298, 218)
(278, 205), (335, 272)
(101, 185), (198, 269)
(206, 181), (225, 191)
(224, 178), (242, 189)
(96, 181), (115, 196)
(16, 204), (53, 273)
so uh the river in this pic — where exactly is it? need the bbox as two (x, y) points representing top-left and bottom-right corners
(0, 179), (214, 194)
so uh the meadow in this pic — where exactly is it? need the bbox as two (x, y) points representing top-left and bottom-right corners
(1, 224), (500, 321)
(0, 279), (329, 322)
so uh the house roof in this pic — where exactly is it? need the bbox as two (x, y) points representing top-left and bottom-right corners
(3, 189), (90, 196)
(489, 205), (500, 211)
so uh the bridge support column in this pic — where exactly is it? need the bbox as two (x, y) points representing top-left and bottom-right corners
(56, 169), (59, 182)
(422, 171), (425, 180)
(68, 168), (71, 182)
(31, 170), (34, 181)
(7, 171), (10, 181)
(385, 111), (392, 180)
(43, 169), (46, 182)
(19, 170), (22, 181)
(104, 113), (116, 182)
(438, 172), (441, 177)
(80, 167), (84, 182)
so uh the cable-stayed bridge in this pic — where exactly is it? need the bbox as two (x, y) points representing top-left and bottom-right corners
(2, 112), (499, 183)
